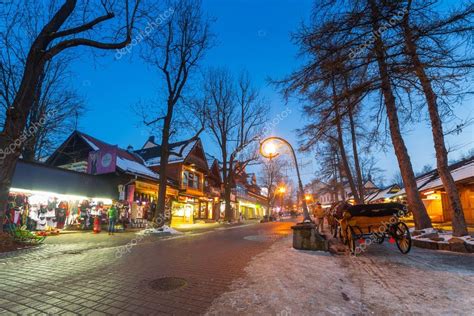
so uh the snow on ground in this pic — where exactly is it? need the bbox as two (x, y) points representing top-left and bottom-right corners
(206, 237), (474, 315)
(414, 232), (474, 245)
(137, 225), (183, 235)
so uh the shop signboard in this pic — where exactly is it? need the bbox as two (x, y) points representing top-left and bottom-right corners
(135, 181), (158, 195)
(87, 146), (117, 175)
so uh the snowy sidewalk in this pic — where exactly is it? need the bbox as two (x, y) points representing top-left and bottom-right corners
(206, 236), (474, 315)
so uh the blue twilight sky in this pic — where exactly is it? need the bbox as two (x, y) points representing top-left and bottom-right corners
(70, 0), (473, 186)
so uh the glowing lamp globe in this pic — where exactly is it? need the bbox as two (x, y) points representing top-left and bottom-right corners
(260, 139), (280, 159)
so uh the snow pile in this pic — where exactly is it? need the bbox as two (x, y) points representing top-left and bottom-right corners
(206, 236), (474, 315)
(137, 225), (183, 235)
(411, 228), (474, 246)
(414, 232), (474, 245)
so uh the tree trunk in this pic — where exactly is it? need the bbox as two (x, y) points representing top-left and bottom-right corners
(369, 0), (432, 230)
(155, 104), (173, 225)
(224, 181), (233, 221)
(0, 51), (47, 232)
(402, 18), (468, 236)
(0, 0), (134, 231)
(348, 103), (364, 203)
(224, 157), (235, 221)
(333, 85), (361, 204)
(22, 134), (38, 161)
(334, 151), (346, 201)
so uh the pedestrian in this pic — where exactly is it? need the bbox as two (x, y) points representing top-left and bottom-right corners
(108, 204), (118, 235)
(313, 202), (325, 233)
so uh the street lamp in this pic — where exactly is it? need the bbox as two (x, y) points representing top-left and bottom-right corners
(260, 136), (312, 223)
(277, 186), (286, 194)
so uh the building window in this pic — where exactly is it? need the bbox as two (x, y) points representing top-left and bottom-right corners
(183, 169), (201, 190)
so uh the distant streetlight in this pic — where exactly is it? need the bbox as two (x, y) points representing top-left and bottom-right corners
(260, 136), (312, 222)
(277, 184), (286, 213)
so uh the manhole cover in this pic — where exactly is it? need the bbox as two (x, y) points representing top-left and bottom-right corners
(149, 277), (187, 292)
(63, 250), (83, 255)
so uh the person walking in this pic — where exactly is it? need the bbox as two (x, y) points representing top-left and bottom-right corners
(107, 204), (118, 235)
(313, 202), (325, 233)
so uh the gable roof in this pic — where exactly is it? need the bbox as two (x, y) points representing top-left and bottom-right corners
(365, 184), (401, 203)
(135, 138), (208, 170)
(47, 131), (158, 180)
(395, 156), (474, 196)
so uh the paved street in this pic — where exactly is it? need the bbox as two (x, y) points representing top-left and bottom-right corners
(208, 232), (474, 315)
(0, 220), (293, 315)
(1, 219), (474, 315)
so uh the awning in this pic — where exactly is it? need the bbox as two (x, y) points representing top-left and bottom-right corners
(11, 160), (117, 199)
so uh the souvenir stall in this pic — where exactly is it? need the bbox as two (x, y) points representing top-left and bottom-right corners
(8, 188), (112, 233)
(9, 160), (117, 234)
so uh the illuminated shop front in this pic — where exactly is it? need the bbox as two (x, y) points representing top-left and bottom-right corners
(8, 160), (116, 231)
(170, 196), (215, 226)
(125, 180), (179, 227)
(8, 188), (113, 231)
(235, 184), (268, 220)
(171, 196), (197, 226)
(238, 200), (267, 219)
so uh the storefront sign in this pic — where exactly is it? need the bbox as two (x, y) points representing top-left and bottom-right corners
(87, 147), (117, 175)
(166, 187), (179, 197)
(135, 181), (158, 195)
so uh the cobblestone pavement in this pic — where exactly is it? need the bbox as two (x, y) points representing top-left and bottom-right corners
(0, 220), (294, 315)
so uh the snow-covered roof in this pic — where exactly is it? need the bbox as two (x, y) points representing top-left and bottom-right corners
(116, 157), (158, 179)
(77, 132), (158, 179)
(365, 184), (401, 202)
(136, 139), (200, 167)
(81, 136), (99, 151)
(395, 157), (474, 195)
(419, 159), (474, 191)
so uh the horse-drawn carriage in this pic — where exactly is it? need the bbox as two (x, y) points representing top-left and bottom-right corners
(329, 202), (412, 255)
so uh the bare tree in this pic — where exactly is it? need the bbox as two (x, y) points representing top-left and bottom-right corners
(6, 59), (84, 161)
(205, 68), (267, 221)
(397, 0), (472, 236)
(0, 0), (141, 231)
(278, 0), (434, 229)
(137, 0), (211, 222)
(259, 157), (288, 210)
(0, 2), (86, 162)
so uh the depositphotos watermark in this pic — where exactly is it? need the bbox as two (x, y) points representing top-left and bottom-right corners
(349, 7), (408, 59)
(115, 210), (171, 258)
(115, 7), (174, 60)
(0, 109), (58, 162)
(260, 106), (292, 137)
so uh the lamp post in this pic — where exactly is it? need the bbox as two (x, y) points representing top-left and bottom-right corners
(260, 137), (312, 223)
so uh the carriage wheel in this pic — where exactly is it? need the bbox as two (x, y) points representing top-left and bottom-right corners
(393, 222), (411, 254)
(346, 226), (356, 254)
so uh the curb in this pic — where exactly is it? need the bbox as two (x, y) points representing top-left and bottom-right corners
(412, 239), (474, 253)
